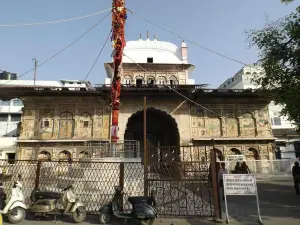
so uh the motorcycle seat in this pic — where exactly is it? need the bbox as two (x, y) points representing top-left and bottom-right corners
(33, 191), (61, 200)
(128, 196), (151, 205)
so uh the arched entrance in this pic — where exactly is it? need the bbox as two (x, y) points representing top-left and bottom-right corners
(124, 108), (180, 161)
(38, 151), (51, 161)
(249, 148), (259, 160)
(58, 150), (71, 161)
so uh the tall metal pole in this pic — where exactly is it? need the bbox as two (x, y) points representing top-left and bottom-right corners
(32, 58), (38, 86)
(143, 96), (148, 196)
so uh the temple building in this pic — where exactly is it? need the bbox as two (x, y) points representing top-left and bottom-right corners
(0, 36), (275, 161)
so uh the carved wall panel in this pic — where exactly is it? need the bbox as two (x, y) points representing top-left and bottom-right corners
(39, 109), (55, 139)
(58, 112), (74, 139)
(225, 117), (239, 137)
(77, 113), (93, 138)
(206, 118), (221, 137)
(241, 113), (256, 136)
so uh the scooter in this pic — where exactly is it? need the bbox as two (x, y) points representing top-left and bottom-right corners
(0, 178), (27, 224)
(99, 186), (157, 225)
(29, 185), (86, 223)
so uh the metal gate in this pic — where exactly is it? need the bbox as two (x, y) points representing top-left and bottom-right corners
(147, 143), (214, 217)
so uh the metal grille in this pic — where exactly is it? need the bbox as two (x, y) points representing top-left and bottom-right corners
(148, 161), (213, 217)
(146, 143), (214, 217)
(38, 160), (145, 214)
(85, 140), (140, 158)
(0, 160), (38, 204)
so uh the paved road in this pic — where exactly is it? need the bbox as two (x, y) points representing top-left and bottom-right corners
(3, 179), (300, 224)
(220, 179), (300, 225)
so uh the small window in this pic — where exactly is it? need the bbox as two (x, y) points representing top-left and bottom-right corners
(147, 57), (153, 63)
(11, 114), (21, 122)
(69, 82), (73, 84)
(83, 121), (89, 127)
(44, 120), (50, 127)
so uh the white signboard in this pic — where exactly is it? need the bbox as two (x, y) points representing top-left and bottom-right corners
(223, 174), (262, 224)
(224, 174), (257, 196)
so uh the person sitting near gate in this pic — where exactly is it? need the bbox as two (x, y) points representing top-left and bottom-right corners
(292, 161), (300, 195)
(240, 162), (251, 174)
(218, 162), (228, 200)
(234, 162), (241, 174)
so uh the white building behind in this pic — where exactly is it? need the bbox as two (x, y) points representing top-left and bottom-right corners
(218, 65), (300, 159)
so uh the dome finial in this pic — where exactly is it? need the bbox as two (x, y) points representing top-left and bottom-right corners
(139, 33), (142, 40)
(146, 30), (149, 39)
(154, 33), (156, 40)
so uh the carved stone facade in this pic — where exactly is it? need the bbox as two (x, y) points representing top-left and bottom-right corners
(17, 93), (275, 161)
(17, 96), (110, 160)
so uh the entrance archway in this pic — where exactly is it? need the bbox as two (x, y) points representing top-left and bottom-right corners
(124, 108), (180, 161)
(38, 151), (51, 161)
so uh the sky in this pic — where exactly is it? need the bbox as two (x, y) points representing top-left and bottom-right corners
(0, 0), (299, 88)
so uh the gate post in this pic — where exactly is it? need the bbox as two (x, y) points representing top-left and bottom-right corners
(119, 162), (124, 210)
(35, 160), (42, 189)
(210, 146), (221, 220)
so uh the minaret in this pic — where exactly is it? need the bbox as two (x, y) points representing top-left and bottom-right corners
(181, 40), (188, 63)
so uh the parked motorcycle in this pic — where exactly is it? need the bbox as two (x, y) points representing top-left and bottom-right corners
(29, 184), (86, 223)
(0, 178), (27, 224)
(99, 186), (157, 225)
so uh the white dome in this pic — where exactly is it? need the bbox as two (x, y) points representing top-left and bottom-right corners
(123, 39), (185, 64)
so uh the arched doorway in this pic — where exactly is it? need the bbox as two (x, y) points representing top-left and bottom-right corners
(124, 108), (180, 162)
(249, 148), (259, 160)
(58, 150), (71, 161)
(215, 149), (224, 161)
(231, 148), (242, 155)
(38, 151), (51, 161)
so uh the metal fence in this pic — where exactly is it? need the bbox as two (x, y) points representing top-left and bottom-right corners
(0, 160), (38, 204)
(84, 140), (140, 158)
(219, 159), (297, 179)
(38, 160), (144, 213)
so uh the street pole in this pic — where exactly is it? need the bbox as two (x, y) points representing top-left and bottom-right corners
(143, 96), (148, 196)
(32, 58), (38, 86)
(211, 138), (221, 220)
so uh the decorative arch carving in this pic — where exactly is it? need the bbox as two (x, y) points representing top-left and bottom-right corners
(59, 112), (74, 139)
(242, 112), (256, 136)
(147, 75), (155, 85)
(231, 148), (242, 155)
(123, 74), (133, 85)
(224, 112), (239, 137)
(169, 75), (179, 86)
(37, 150), (51, 161)
(248, 148), (259, 160)
(58, 150), (71, 160)
(158, 76), (167, 85)
(78, 112), (93, 138)
(39, 109), (54, 139)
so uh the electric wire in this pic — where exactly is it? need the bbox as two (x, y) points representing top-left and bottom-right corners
(127, 8), (264, 71)
(0, 8), (112, 27)
(83, 29), (112, 82)
(0, 12), (111, 87)
(122, 52), (222, 117)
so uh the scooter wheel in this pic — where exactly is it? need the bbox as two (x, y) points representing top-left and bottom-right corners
(72, 206), (87, 223)
(7, 207), (26, 224)
(140, 218), (155, 225)
(99, 212), (112, 224)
